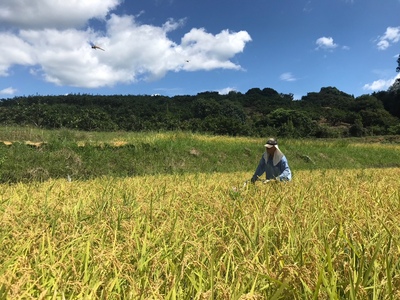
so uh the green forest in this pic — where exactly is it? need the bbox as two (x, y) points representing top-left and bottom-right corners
(1, 86), (399, 138)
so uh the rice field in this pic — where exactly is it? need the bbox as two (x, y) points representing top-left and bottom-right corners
(1, 167), (399, 299)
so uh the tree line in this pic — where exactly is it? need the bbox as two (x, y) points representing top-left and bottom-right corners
(0, 86), (399, 138)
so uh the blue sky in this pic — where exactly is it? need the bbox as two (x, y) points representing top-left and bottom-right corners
(1, 0), (399, 99)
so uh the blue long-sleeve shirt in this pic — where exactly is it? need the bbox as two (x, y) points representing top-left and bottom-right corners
(252, 154), (292, 182)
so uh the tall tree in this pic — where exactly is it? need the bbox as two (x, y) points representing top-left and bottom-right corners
(397, 54), (400, 72)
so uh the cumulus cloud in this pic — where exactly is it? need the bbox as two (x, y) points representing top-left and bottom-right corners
(0, 0), (122, 29)
(0, 33), (35, 76)
(377, 26), (400, 50)
(280, 72), (297, 82)
(363, 74), (400, 91)
(315, 36), (338, 50)
(218, 87), (237, 95)
(0, 87), (17, 95)
(0, 1), (252, 88)
(177, 28), (251, 71)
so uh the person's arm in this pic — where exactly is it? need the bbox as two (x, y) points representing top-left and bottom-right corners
(251, 156), (266, 183)
(278, 156), (292, 181)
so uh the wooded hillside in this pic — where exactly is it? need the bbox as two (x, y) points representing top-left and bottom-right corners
(1, 86), (399, 138)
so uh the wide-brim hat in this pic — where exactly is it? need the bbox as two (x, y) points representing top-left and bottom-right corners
(264, 138), (278, 148)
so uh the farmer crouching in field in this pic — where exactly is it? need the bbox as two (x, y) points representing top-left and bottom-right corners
(251, 138), (292, 183)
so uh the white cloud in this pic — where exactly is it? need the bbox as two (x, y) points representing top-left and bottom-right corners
(0, 8), (252, 88)
(0, 0), (122, 29)
(0, 87), (17, 95)
(315, 36), (338, 50)
(280, 72), (297, 82)
(0, 33), (35, 76)
(218, 87), (237, 95)
(363, 74), (400, 91)
(293, 94), (303, 101)
(377, 27), (400, 50)
(178, 28), (251, 71)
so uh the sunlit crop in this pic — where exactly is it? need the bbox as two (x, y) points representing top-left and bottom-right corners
(1, 168), (399, 299)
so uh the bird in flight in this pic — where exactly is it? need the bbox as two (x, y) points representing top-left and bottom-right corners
(90, 42), (105, 51)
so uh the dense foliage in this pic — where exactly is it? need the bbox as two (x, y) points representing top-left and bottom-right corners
(1, 86), (399, 137)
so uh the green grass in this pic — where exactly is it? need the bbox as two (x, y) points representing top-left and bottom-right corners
(0, 126), (399, 183)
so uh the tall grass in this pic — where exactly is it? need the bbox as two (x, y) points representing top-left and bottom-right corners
(1, 168), (399, 299)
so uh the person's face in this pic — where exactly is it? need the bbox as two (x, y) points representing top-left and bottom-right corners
(266, 146), (276, 155)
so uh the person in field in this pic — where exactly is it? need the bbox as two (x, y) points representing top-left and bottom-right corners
(251, 138), (292, 183)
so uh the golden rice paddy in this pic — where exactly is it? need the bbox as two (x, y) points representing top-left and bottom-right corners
(1, 167), (399, 299)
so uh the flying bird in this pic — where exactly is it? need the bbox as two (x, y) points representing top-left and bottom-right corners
(90, 42), (105, 51)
